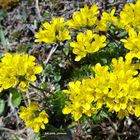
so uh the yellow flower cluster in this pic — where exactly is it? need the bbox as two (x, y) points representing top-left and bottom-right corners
(67, 5), (99, 29)
(67, 1), (140, 62)
(67, 5), (118, 31)
(70, 30), (106, 61)
(0, 53), (42, 92)
(67, 0), (140, 32)
(121, 28), (140, 60)
(118, 0), (140, 31)
(63, 57), (140, 121)
(35, 17), (71, 44)
(19, 102), (49, 133)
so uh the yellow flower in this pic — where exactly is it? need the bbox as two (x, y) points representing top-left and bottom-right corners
(19, 81), (29, 92)
(121, 28), (140, 60)
(35, 17), (71, 44)
(135, 104), (140, 117)
(0, 53), (42, 92)
(67, 5), (99, 29)
(70, 30), (106, 61)
(96, 9), (119, 31)
(62, 80), (95, 121)
(19, 102), (49, 133)
(92, 63), (110, 101)
(118, 0), (140, 31)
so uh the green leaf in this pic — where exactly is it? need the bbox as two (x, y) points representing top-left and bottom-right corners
(63, 47), (70, 55)
(100, 58), (108, 65)
(0, 26), (10, 50)
(0, 9), (7, 20)
(54, 75), (61, 82)
(51, 91), (66, 113)
(117, 31), (127, 38)
(98, 110), (108, 119)
(43, 11), (49, 19)
(92, 114), (99, 124)
(10, 88), (21, 107)
(19, 11), (28, 22)
(34, 133), (40, 140)
(0, 99), (5, 116)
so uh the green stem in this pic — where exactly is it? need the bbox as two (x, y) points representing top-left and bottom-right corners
(29, 83), (51, 93)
